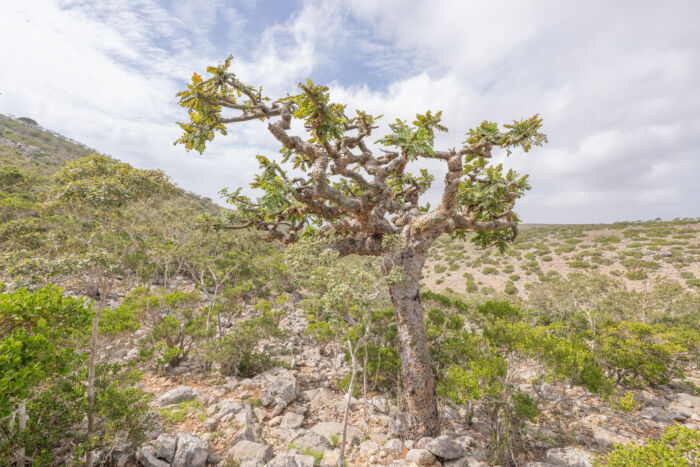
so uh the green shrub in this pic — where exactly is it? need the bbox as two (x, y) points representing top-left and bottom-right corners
(466, 280), (479, 292)
(509, 274), (520, 282)
(626, 270), (647, 280)
(502, 265), (514, 274)
(594, 425), (700, 466)
(504, 281), (517, 295)
(594, 235), (621, 244)
(482, 266), (499, 275)
(209, 316), (282, 377)
(434, 264), (447, 274)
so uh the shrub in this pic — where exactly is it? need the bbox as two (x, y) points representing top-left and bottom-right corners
(594, 425), (700, 466)
(625, 270), (647, 280)
(466, 280), (479, 292)
(613, 391), (640, 413)
(434, 264), (447, 274)
(504, 281), (517, 295)
(482, 266), (499, 275)
(509, 274), (520, 282)
(594, 235), (621, 244)
(208, 316), (282, 377)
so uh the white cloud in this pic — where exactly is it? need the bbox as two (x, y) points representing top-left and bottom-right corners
(1, 0), (698, 222)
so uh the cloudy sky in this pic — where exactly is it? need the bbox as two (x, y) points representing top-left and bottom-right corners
(1, 0), (699, 223)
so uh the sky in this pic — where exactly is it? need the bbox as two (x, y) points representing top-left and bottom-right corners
(1, 0), (699, 223)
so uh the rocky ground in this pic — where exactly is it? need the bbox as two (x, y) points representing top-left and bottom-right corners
(95, 286), (700, 467)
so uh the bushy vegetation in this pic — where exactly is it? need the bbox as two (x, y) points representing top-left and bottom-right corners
(0, 286), (152, 465)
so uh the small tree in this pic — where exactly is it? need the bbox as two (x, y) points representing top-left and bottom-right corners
(176, 56), (546, 435)
(7, 155), (174, 465)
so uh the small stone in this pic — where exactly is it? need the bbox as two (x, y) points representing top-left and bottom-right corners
(204, 418), (219, 432)
(207, 451), (222, 465)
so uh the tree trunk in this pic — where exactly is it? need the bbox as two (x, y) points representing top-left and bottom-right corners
(86, 291), (106, 467)
(387, 250), (439, 438)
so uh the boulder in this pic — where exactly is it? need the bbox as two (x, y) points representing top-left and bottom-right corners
(311, 421), (362, 445)
(319, 449), (340, 467)
(157, 386), (194, 406)
(228, 440), (274, 464)
(260, 368), (298, 408)
(405, 448), (436, 465)
(545, 446), (595, 467)
(292, 430), (332, 451)
(425, 435), (466, 460)
(136, 446), (169, 467)
(281, 412), (305, 429)
(266, 454), (316, 467)
(155, 433), (176, 463)
(172, 431), (209, 467)
(384, 438), (404, 453)
(359, 440), (380, 456)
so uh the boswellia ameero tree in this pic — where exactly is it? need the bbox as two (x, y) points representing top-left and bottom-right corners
(175, 56), (547, 436)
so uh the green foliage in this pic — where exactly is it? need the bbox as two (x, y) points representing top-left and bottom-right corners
(482, 266), (499, 275)
(0, 288), (152, 465)
(207, 316), (282, 377)
(504, 280), (517, 295)
(596, 322), (697, 387)
(0, 286), (91, 417)
(43, 154), (174, 211)
(594, 425), (700, 466)
(613, 391), (640, 413)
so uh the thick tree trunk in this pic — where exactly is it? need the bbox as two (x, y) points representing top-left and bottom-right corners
(387, 250), (439, 437)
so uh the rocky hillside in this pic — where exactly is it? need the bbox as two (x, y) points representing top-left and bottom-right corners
(96, 276), (700, 467)
(1, 116), (698, 466)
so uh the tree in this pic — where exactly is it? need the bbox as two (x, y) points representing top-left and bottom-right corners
(175, 56), (547, 436)
(6, 154), (174, 465)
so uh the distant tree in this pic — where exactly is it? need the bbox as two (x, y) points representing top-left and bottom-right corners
(175, 56), (546, 436)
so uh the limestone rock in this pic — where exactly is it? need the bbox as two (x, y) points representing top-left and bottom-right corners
(311, 421), (362, 445)
(157, 386), (194, 406)
(405, 448), (436, 465)
(281, 412), (305, 429)
(155, 433), (176, 463)
(545, 446), (595, 467)
(266, 454), (316, 467)
(425, 435), (465, 460)
(229, 440), (274, 464)
(291, 430), (331, 451)
(172, 431), (209, 467)
(137, 446), (169, 467)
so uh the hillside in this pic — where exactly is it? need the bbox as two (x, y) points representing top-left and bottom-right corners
(424, 221), (700, 295)
(1, 116), (699, 467)
(0, 113), (221, 222)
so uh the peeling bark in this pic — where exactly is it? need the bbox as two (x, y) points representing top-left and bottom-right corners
(387, 248), (439, 437)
